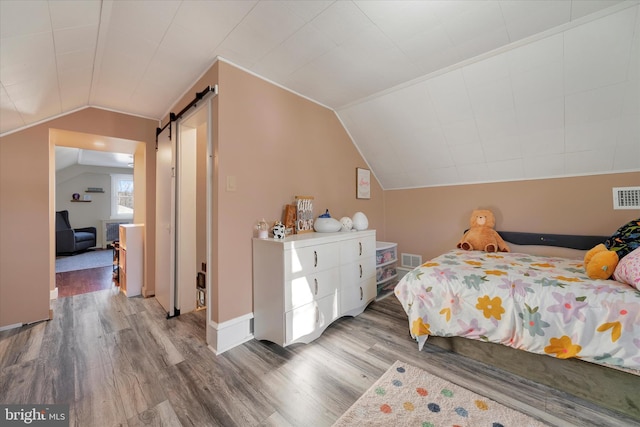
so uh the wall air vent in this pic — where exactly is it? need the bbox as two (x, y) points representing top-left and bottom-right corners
(613, 187), (640, 210)
(401, 253), (422, 268)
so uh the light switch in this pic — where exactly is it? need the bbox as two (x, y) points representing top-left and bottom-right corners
(226, 175), (237, 191)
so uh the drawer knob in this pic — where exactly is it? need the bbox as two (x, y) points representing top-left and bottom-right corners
(360, 286), (363, 300)
(359, 242), (362, 256)
(314, 251), (318, 267)
(314, 278), (318, 295)
(359, 264), (362, 278)
(315, 306), (319, 324)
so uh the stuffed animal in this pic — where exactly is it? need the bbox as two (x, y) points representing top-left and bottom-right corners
(584, 244), (618, 280)
(457, 209), (510, 253)
(584, 218), (640, 280)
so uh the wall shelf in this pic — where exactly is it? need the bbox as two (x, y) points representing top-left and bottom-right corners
(85, 190), (104, 193)
(70, 200), (91, 202)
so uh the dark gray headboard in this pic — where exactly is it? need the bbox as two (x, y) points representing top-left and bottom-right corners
(498, 231), (608, 251)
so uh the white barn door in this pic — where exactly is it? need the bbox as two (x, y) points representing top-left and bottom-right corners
(155, 124), (176, 317)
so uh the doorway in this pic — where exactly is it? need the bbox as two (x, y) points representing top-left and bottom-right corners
(155, 95), (213, 324)
(51, 129), (144, 299)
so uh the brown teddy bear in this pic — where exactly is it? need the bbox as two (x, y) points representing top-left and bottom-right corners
(457, 209), (510, 253)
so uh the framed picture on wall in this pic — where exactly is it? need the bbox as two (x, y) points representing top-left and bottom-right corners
(356, 168), (371, 199)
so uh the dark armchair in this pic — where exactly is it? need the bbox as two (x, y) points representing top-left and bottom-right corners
(55, 210), (97, 255)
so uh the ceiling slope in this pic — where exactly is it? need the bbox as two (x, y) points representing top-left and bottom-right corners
(1, 0), (638, 188)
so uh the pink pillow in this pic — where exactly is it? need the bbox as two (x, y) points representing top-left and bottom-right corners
(613, 247), (640, 290)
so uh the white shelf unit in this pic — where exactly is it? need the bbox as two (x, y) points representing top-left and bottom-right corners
(119, 224), (144, 297)
(252, 230), (376, 347)
(376, 241), (398, 300)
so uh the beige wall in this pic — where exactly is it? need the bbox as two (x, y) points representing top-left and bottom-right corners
(216, 61), (385, 323)
(385, 172), (640, 262)
(1, 125), (52, 326)
(0, 108), (156, 327)
(167, 60), (385, 324)
(3, 62), (634, 332)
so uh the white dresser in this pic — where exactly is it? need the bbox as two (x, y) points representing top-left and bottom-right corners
(253, 230), (376, 346)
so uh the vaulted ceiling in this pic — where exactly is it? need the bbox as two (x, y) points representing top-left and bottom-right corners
(1, 1), (638, 188)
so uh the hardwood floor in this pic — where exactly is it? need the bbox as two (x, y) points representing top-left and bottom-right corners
(56, 265), (117, 298)
(1, 290), (638, 427)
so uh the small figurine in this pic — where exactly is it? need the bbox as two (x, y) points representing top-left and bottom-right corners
(272, 221), (286, 239)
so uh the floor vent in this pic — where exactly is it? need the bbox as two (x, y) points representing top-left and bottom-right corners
(401, 253), (422, 268)
(613, 187), (640, 210)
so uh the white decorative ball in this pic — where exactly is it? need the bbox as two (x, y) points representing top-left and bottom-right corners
(352, 212), (368, 231)
(339, 216), (353, 232)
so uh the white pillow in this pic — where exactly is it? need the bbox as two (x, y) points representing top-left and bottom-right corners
(613, 247), (640, 290)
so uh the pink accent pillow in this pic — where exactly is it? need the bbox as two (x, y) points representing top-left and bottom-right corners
(613, 247), (640, 290)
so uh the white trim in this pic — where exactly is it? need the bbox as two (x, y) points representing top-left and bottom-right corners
(384, 169), (640, 191)
(161, 56), (334, 123)
(206, 313), (254, 355)
(0, 322), (22, 332)
(50, 287), (58, 300)
(217, 57), (334, 111)
(160, 58), (222, 122)
(0, 105), (158, 138)
(0, 106), (89, 137)
(336, 0), (640, 112)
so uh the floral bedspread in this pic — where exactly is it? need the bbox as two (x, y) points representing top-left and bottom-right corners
(394, 250), (640, 371)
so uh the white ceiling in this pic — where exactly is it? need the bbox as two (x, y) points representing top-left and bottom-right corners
(55, 146), (133, 171)
(1, 0), (638, 188)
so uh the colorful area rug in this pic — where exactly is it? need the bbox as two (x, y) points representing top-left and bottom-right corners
(333, 360), (547, 427)
(55, 249), (113, 273)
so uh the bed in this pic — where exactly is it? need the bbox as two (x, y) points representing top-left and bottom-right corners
(394, 231), (640, 419)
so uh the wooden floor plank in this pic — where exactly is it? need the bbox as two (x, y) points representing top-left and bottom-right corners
(127, 399), (184, 427)
(74, 362), (127, 427)
(1, 277), (638, 427)
(0, 321), (45, 370)
(106, 328), (168, 420)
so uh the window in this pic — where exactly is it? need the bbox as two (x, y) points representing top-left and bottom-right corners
(111, 174), (134, 218)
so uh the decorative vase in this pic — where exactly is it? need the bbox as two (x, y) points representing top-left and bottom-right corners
(352, 212), (368, 231)
(314, 217), (342, 233)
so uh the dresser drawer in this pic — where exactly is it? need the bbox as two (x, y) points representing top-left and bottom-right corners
(341, 235), (376, 262)
(340, 257), (376, 284)
(285, 293), (340, 345)
(341, 276), (376, 316)
(285, 268), (340, 311)
(285, 243), (340, 278)
(253, 230), (375, 347)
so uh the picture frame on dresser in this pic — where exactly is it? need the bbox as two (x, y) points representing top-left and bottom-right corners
(295, 195), (314, 233)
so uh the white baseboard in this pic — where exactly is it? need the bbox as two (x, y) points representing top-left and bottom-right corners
(0, 322), (22, 332)
(50, 287), (58, 300)
(206, 312), (254, 355)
